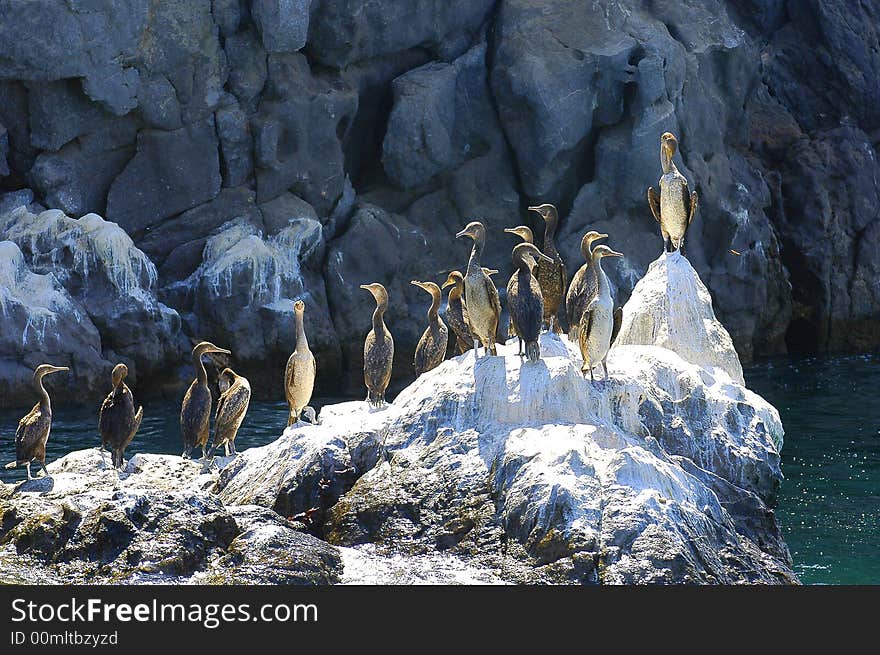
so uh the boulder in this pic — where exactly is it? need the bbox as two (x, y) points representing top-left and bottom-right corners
(306, 0), (495, 68)
(106, 119), (222, 234)
(251, 0), (312, 53)
(614, 252), (745, 385)
(252, 53), (357, 214)
(0, 206), (185, 399)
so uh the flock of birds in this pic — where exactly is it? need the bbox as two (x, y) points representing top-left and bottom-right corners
(5, 132), (699, 480)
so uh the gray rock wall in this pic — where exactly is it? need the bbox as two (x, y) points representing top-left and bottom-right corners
(1, 0), (878, 403)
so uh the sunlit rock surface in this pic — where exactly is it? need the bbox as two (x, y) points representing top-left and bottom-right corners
(0, 255), (794, 584)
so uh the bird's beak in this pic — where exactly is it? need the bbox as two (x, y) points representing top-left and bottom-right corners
(211, 348), (232, 355)
(597, 233), (609, 240)
(503, 227), (517, 234)
(527, 206), (540, 213)
(606, 249), (624, 258)
(410, 280), (425, 290)
(359, 284), (370, 291)
(455, 227), (469, 239)
(48, 366), (69, 374)
(537, 252), (554, 264)
(441, 277), (454, 289)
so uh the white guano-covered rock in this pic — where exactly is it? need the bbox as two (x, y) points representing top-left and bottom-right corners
(614, 251), (746, 384)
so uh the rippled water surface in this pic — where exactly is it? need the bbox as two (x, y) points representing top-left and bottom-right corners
(2, 354), (878, 584)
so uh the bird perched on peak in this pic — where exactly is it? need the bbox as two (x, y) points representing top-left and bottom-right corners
(411, 280), (449, 375)
(361, 282), (394, 407)
(527, 204), (567, 334)
(285, 299), (316, 426)
(98, 363), (143, 469)
(566, 230), (608, 343)
(181, 341), (231, 459)
(4, 364), (69, 480)
(647, 132), (698, 253)
(507, 243), (554, 362)
(578, 245), (624, 383)
(210, 367), (250, 458)
(456, 221), (501, 356)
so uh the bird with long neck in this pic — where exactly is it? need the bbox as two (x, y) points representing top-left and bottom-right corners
(180, 341), (231, 459)
(5, 364), (69, 479)
(441, 271), (472, 355)
(455, 221), (501, 357)
(578, 245), (624, 383)
(361, 282), (394, 407)
(565, 230), (609, 343)
(99, 363), (143, 469)
(285, 299), (316, 426)
(528, 204), (567, 334)
(507, 243), (554, 362)
(647, 132), (698, 253)
(411, 280), (449, 375)
(210, 367), (251, 457)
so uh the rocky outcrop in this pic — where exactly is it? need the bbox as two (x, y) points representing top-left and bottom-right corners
(0, 207), (185, 402)
(0, 253), (795, 584)
(0, 0), (877, 403)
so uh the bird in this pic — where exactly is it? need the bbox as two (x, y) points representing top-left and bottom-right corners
(647, 132), (698, 253)
(528, 204), (567, 334)
(210, 367), (250, 458)
(411, 280), (449, 375)
(98, 363), (143, 469)
(361, 282), (394, 407)
(503, 225), (535, 245)
(578, 245), (624, 383)
(285, 299), (316, 426)
(180, 341), (231, 459)
(441, 271), (472, 355)
(507, 243), (554, 362)
(455, 221), (501, 356)
(4, 364), (69, 479)
(565, 230), (609, 343)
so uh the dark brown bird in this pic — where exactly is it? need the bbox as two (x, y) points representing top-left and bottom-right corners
(98, 363), (143, 469)
(528, 204), (567, 333)
(441, 271), (472, 355)
(181, 341), (231, 459)
(647, 132), (698, 253)
(285, 299), (316, 426)
(565, 230), (609, 343)
(411, 280), (449, 375)
(507, 243), (553, 362)
(361, 282), (394, 407)
(210, 367), (250, 458)
(4, 364), (69, 479)
(455, 221), (501, 356)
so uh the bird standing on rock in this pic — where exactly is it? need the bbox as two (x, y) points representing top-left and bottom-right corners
(285, 299), (316, 426)
(528, 204), (567, 334)
(647, 132), (698, 253)
(441, 271), (472, 355)
(578, 245), (624, 383)
(181, 341), (231, 459)
(411, 280), (449, 375)
(98, 363), (143, 469)
(4, 364), (68, 480)
(210, 367), (250, 457)
(456, 221), (501, 356)
(361, 282), (394, 407)
(507, 243), (554, 362)
(566, 230), (608, 343)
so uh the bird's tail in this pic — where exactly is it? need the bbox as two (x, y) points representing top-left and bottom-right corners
(4, 460), (19, 469)
(526, 340), (540, 363)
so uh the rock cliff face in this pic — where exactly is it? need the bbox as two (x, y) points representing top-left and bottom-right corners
(0, 254), (796, 584)
(1, 0), (877, 404)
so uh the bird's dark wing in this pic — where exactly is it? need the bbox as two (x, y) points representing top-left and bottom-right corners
(647, 186), (661, 223)
(16, 404), (41, 447)
(487, 275), (502, 320)
(689, 189), (698, 225)
(611, 306), (623, 346)
(126, 405), (143, 448)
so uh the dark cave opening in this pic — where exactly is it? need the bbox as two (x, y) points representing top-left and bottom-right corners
(784, 317), (820, 354)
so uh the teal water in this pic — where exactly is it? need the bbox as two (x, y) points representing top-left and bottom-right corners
(1, 355), (877, 584)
